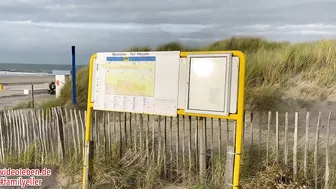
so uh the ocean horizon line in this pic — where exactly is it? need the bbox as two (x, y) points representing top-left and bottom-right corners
(0, 63), (86, 76)
(0, 62), (87, 65)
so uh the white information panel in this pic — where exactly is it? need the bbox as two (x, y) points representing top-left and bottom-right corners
(92, 51), (180, 117)
(178, 56), (239, 114)
(229, 56), (239, 114)
(184, 53), (233, 116)
(177, 58), (188, 109)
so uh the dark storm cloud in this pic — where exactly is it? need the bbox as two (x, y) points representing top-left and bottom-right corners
(0, 0), (336, 64)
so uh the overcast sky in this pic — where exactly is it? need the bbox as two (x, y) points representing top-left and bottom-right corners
(0, 0), (336, 65)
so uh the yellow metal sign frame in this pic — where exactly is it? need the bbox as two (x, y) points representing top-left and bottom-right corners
(82, 51), (245, 189)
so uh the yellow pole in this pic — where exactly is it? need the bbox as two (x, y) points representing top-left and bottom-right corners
(0, 84), (3, 90)
(82, 54), (96, 189)
(232, 51), (246, 189)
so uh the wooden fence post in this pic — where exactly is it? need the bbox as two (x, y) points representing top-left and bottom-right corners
(314, 112), (321, 189)
(266, 111), (271, 164)
(284, 112), (288, 165)
(325, 112), (331, 189)
(164, 116), (168, 178)
(275, 111), (279, 163)
(152, 116), (156, 163)
(293, 112), (298, 179)
(199, 117), (206, 183)
(304, 112), (310, 179)
(182, 115), (186, 174)
(258, 112), (262, 156)
(176, 115), (180, 176)
(157, 116), (162, 165)
(188, 116), (192, 179)
(145, 115), (149, 164)
(0, 111), (4, 162)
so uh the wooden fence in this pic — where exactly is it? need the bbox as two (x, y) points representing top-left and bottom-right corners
(0, 108), (335, 188)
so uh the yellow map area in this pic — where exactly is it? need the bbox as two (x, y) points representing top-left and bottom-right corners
(104, 62), (155, 97)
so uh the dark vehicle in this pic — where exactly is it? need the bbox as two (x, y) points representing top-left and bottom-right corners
(48, 81), (56, 95)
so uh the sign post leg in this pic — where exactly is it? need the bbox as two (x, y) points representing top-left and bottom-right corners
(82, 107), (93, 189)
(82, 54), (96, 189)
(232, 51), (246, 189)
(232, 118), (244, 189)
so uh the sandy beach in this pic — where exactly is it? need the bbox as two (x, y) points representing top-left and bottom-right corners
(0, 75), (56, 110)
(0, 75), (55, 85)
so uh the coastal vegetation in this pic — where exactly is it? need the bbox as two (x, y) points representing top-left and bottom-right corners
(23, 36), (336, 111)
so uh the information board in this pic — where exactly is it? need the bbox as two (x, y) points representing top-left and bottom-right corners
(178, 56), (239, 114)
(92, 51), (180, 116)
(184, 53), (233, 116)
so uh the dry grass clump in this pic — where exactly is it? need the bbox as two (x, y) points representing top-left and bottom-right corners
(94, 150), (163, 189)
(58, 148), (164, 189)
(10, 101), (35, 110)
(241, 163), (314, 189)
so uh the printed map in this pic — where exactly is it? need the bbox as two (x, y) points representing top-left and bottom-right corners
(104, 56), (156, 97)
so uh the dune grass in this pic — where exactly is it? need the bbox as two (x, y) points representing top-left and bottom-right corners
(32, 36), (336, 111)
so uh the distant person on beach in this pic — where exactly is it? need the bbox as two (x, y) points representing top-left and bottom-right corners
(49, 81), (55, 89)
(48, 81), (56, 94)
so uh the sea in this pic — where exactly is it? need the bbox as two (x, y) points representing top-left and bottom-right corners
(0, 63), (85, 76)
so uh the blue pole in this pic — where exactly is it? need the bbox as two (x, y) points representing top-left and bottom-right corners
(72, 46), (77, 105)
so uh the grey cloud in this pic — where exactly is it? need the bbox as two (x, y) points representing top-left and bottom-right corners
(1, 0), (336, 64)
